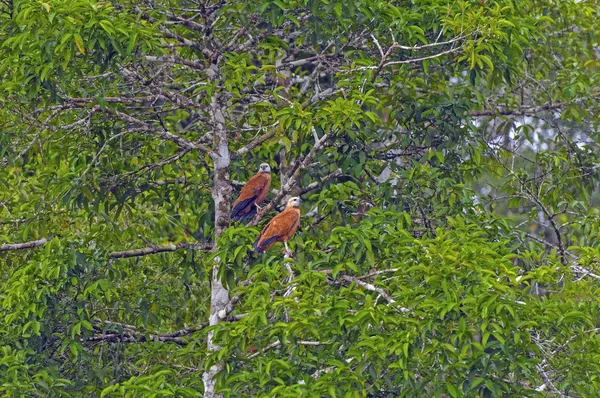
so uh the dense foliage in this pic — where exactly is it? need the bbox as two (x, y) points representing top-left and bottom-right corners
(1, 0), (600, 396)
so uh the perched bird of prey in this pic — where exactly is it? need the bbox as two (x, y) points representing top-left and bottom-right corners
(253, 197), (301, 255)
(231, 163), (272, 222)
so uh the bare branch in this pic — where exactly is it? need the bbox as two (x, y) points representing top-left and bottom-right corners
(299, 168), (342, 196)
(520, 232), (600, 281)
(89, 315), (244, 346)
(1, 238), (48, 252)
(389, 34), (466, 51)
(570, 265), (600, 281)
(370, 34), (385, 58)
(69, 96), (158, 104)
(111, 109), (216, 157)
(345, 46), (462, 74)
(87, 332), (187, 346)
(14, 104), (92, 162)
(355, 268), (399, 279)
(483, 139), (568, 265)
(383, 46), (462, 67)
(233, 122), (280, 158)
(522, 233), (577, 260)
(40, 97), (215, 156)
(534, 364), (566, 396)
(122, 148), (193, 178)
(320, 270), (410, 313)
(157, 26), (213, 58)
(471, 92), (600, 117)
(108, 242), (213, 259)
(283, 56), (318, 68)
(144, 55), (206, 71)
(247, 340), (281, 359)
(247, 339), (330, 360)
(340, 275), (397, 304)
(312, 357), (355, 379)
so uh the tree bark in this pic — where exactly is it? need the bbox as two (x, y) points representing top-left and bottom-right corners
(203, 65), (233, 398)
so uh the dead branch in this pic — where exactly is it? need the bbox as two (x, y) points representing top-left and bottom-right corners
(482, 139), (568, 265)
(355, 268), (400, 280)
(233, 122), (280, 158)
(144, 55), (206, 71)
(471, 93), (600, 117)
(111, 109), (216, 156)
(340, 274), (396, 304)
(247, 339), (330, 360)
(89, 315), (245, 346)
(87, 332), (188, 346)
(0, 238), (48, 252)
(108, 242), (213, 259)
(299, 168), (342, 196)
(247, 340), (281, 359)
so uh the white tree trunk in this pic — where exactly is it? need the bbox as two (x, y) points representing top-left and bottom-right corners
(203, 83), (232, 398)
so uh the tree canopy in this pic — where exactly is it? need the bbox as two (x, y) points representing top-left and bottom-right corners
(1, 0), (600, 396)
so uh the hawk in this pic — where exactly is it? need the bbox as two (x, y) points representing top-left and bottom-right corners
(231, 163), (272, 222)
(253, 197), (301, 255)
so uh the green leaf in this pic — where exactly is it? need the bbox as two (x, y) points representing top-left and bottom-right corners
(272, 0), (286, 10)
(73, 33), (85, 55)
(447, 383), (459, 398)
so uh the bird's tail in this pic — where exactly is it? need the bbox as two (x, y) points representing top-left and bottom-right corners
(235, 206), (257, 223)
(252, 238), (263, 254)
(252, 236), (279, 254)
(231, 197), (257, 222)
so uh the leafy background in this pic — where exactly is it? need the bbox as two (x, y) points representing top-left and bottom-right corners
(1, 0), (600, 396)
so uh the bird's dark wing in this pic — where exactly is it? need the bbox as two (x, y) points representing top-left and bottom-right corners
(231, 173), (270, 222)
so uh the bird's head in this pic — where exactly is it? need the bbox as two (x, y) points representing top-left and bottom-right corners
(287, 197), (302, 208)
(259, 163), (271, 173)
